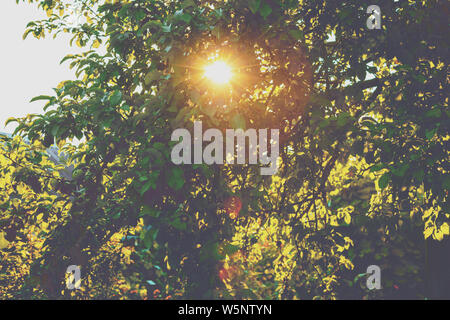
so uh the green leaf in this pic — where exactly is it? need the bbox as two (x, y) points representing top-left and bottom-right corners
(337, 112), (351, 127)
(30, 95), (53, 103)
(51, 125), (60, 137)
(259, 1), (272, 19)
(170, 218), (187, 231)
(370, 163), (385, 172)
(112, 211), (121, 219)
(162, 24), (171, 33)
(121, 104), (130, 112)
(135, 10), (146, 21)
(60, 54), (76, 65)
(248, 0), (261, 14)
(222, 243), (240, 256)
(181, 0), (195, 9)
(109, 90), (122, 106)
(144, 70), (161, 86)
(392, 163), (409, 177)
(179, 13), (192, 23)
(288, 29), (304, 41)
(426, 108), (441, 118)
(378, 172), (390, 189)
(102, 118), (114, 128)
(425, 128), (437, 140)
(140, 180), (154, 195)
(140, 205), (160, 218)
(5, 117), (18, 126)
(443, 175), (450, 190)
(356, 64), (366, 81)
(167, 167), (185, 191)
(143, 228), (155, 248)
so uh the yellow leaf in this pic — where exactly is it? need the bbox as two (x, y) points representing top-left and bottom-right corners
(441, 223), (450, 235)
(344, 212), (351, 224)
(424, 227), (433, 239)
(330, 216), (339, 226)
(0, 232), (10, 249)
(423, 207), (434, 219)
(434, 230), (444, 241)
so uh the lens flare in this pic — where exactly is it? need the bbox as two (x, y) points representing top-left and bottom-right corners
(204, 60), (233, 84)
(224, 196), (242, 219)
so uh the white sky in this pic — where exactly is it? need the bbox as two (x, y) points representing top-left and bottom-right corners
(0, 1), (81, 132)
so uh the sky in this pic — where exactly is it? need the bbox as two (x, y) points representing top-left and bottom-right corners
(0, 1), (81, 132)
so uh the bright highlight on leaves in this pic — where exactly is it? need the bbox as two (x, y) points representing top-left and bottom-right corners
(0, 232), (9, 249)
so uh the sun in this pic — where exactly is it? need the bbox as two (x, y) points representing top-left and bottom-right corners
(203, 60), (233, 85)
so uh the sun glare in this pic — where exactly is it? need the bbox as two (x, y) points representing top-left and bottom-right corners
(204, 60), (233, 85)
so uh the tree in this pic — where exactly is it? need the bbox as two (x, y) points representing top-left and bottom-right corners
(3, 0), (448, 299)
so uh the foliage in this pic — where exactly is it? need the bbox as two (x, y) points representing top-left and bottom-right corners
(1, 0), (448, 299)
